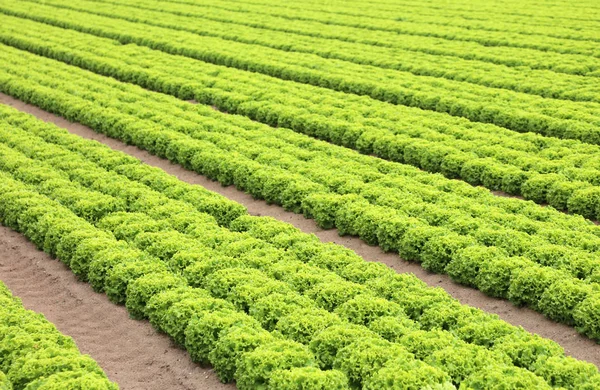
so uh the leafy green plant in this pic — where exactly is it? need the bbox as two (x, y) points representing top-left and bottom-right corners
(234, 340), (315, 390)
(268, 367), (350, 390)
(333, 338), (412, 389)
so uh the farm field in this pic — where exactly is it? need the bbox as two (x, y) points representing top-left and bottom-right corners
(0, 0), (599, 389)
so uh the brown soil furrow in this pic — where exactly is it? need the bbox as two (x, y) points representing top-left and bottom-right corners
(0, 225), (233, 390)
(0, 93), (598, 368)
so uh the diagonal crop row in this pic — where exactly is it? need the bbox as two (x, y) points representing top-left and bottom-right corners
(64, 0), (600, 58)
(0, 125), (577, 390)
(125, 0), (600, 43)
(0, 174), (355, 390)
(4, 60), (600, 254)
(1, 57), (600, 339)
(6, 44), (600, 232)
(1, 44), (600, 241)
(1, 106), (599, 389)
(3, 57), (600, 256)
(178, 0), (600, 40)
(19, 0), (600, 105)
(2, 1), (600, 144)
(163, 0), (600, 75)
(1, 29), (600, 221)
(0, 281), (119, 390)
(214, 0), (600, 26)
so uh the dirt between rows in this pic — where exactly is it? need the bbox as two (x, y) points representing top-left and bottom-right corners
(0, 93), (598, 374)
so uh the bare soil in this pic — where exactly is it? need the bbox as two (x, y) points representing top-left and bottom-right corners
(1, 93), (598, 369)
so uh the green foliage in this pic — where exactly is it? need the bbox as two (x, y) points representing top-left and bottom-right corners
(17, 371), (118, 390)
(522, 174), (565, 204)
(69, 237), (123, 281)
(419, 302), (481, 332)
(1, 100), (599, 390)
(333, 338), (411, 389)
(538, 280), (592, 325)
(125, 272), (186, 320)
(397, 330), (459, 360)
(374, 215), (419, 253)
(308, 325), (379, 370)
(567, 187), (600, 220)
(182, 256), (244, 288)
(573, 293), (600, 341)
(249, 293), (314, 331)
(104, 259), (167, 304)
(275, 308), (342, 345)
(532, 356), (599, 389)
(398, 225), (446, 262)
(306, 281), (366, 312)
(460, 365), (552, 389)
(492, 332), (563, 370)
(392, 286), (455, 320)
(235, 340), (315, 390)
(451, 318), (515, 348)
(0, 371), (10, 390)
(8, 349), (104, 390)
(338, 261), (392, 284)
(184, 309), (260, 364)
(508, 265), (571, 310)
(209, 325), (275, 383)
(87, 247), (147, 292)
(160, 297), (234, 346)
(334, 294), (404, 326)
(367, 316), (420, 342)
(475, 256), (531, 298)
(145, 287), (210, 332)
(268, 367), (350, 390)
(364, 273), (426, 300)
(364, 357), (455, 390)
(446, 246), (506, 287)
(421, 233), (475, 274)
(425, 344), (508, 385)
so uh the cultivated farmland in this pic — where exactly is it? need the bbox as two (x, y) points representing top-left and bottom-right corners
(0, 0), (599, 389)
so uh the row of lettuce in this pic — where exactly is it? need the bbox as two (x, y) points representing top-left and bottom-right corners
(1, 29), (600, 223)
(2, 1), (600, 145)
(13, 0), (600, 105)
(1, 106), (599, 389)
(1, 49), (600, 330)
(23, 0), (600, 67)
(189, 0), (600, 42)
(0, 281), (118, 390)
(114, 0), (600, 45)
(172, 0), (600, 55)
(264, 0), (600, 28)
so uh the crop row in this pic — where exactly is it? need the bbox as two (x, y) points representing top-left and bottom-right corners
(2, 42), (600, 244)
(1, 27), (600, 221)
(2, 2), (600, 144)
(0, 173), (357, 390)
(0, 281), (118, 390)
(61, 0), (600, 57)
(159, 0), (600, 76)
(1, 48), (600, 329)
(5, 72), (597, 336)
(5, 43), (600, 237)
(20, 0), (600, 105)
(1, 106), (599, 389)
(184, 0), (600, 40)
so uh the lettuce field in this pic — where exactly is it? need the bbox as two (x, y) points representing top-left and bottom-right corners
(0, 0), (599, 389)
